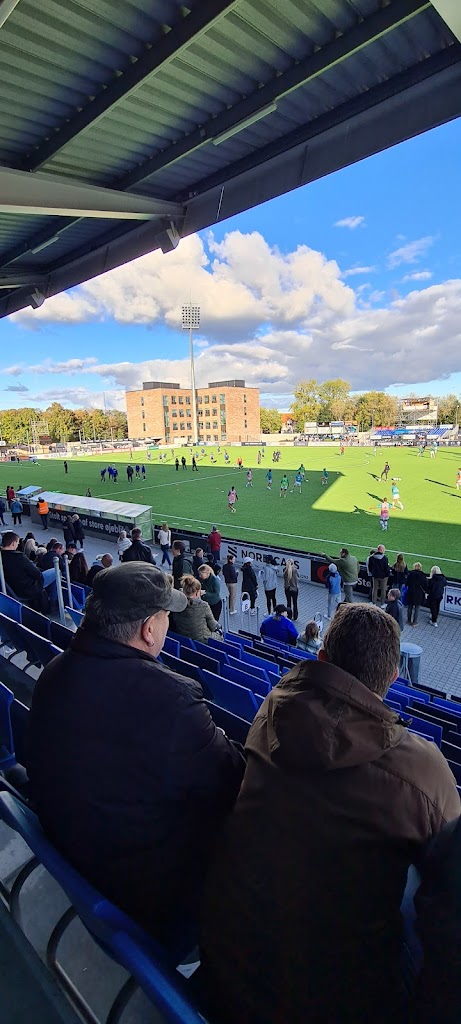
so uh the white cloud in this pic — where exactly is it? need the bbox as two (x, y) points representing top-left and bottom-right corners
(343, 266), (376, 278)
(4, 383), (29, 393)
(3, 230), (461, 396)
(334, 216), (365, 229)
(402, 270), (433, 282)
(387, 236), (435, 269)
(25, 387), (124, 410)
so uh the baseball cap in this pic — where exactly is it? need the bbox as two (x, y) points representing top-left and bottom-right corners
(243, 556), (253, 564)
(87, 563), (187, 622)
(329, 563), (337, 572)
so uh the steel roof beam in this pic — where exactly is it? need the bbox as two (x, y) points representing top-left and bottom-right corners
(18, 0), (240, 172)
(0, 0), (21, 29)
(119, 0), (431, 191)
(431, 0), (461, 42)
(0, 166), (184, 219)
(0, 270), (47, 289)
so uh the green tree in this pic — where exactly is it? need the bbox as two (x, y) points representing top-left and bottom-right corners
(437, 394), (460, 424)
(260, 408), (282, 434)
(318, 379), (350, 423)
(354, 392), (398, 431)
(45, 403), (79, 442)
(290, 380), (321, 431)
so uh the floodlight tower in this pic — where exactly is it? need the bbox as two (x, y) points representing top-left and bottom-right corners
(182, 302), (200, 444)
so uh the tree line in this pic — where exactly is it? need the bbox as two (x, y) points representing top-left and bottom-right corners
(260, 381), (460, 433)
(0, 403), (128, 444)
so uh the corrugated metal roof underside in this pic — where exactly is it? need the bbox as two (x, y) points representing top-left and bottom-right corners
(0, 0), (458, 315)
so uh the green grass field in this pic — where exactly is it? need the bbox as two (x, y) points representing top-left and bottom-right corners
(1, 445), (460, 578)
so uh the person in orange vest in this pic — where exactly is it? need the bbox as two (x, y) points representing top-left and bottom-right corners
(37, 497), (49, 530)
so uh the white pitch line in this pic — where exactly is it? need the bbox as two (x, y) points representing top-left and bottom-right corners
(150, 510), (461, 565)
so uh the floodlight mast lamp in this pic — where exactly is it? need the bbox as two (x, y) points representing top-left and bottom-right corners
(182, 303), (200, 445)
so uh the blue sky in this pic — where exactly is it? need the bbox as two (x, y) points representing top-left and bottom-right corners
(1, 115), (460, 412)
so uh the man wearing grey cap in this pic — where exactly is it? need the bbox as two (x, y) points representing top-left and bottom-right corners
(27, 563), (245, 942)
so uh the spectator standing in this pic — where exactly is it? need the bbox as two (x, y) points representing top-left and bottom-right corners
(385, 589), (405, 632)
(427, 566), (447, 627)
(63, 516), (75, 547)
(171, 540), (193, 588)
(173, 575), (218, 642)
(116, 530), (131, 562)
(27, 563), (244, 940)
(260, 605), (298, 646)
(391, 553), (408, 590)
(201, 604), (460, 1024)
(192, 547), (206, 577)
(64, 461), (68, 474)
(198, 563), (222, 621)
(325, 563), (342, 619)
(0, 496), (6, 526)
(323, 547), (358, 603)
(121, 528), (156, 565)
(283, 560), (299, 620)
(241, 557), (258, 614)
(6, 485), (14, 509)
(72, 515), (85, 549)
(10, 497), (23, 526)
(158, 522), (172, 567)
(260, 555), (278, 614)
(297, 620), (322, 654)
(86, 553), (113, 587)
(37, 497), (49, 530)
(368, 545), (390, 605)
(222, 554), (238, 615)
(406, 562), (428, 626)
(207, 526), (222, 562)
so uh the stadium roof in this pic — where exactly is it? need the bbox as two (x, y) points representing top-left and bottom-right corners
(0, 0), (460, 320)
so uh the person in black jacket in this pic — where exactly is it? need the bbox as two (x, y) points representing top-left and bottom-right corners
(406, 562), (428, 626)
(241, 557), (258, 613)
(72, 515), (85, 549)
(427, 565), (447, 627)
(222, 554), (238, 614)
(121, 528), (156, 565)
(171, 540), (193, 588)
(40, 541), (66, 574)
(192, 547), (206, 577)
(368, 545), (390, 606)
(27, 563), (244, 942)
(63, 516), (75, 547)
(1, 531), (44, 608)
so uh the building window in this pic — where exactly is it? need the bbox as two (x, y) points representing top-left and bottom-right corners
(205, 422), (210, 430)
(197, 396), (202, 404)
(206, 434), (211, 440)
(142, 410), (145, 419)
(172, 411), (177, 417)
(173, 423), (178, 430)
(186, 396), (191, 405)
(221, 433), (227, 441)
(179, 410), (184, 417)
(179, 396), (183, 404)
(141, 397), (144, 406)
(171, 396), (176, 404)
(212, 421), (218, 429)
(244, 394), (247, 402)
(198, 421), (203, 428)
(220, 394), (225, 403)
(214, 434), (219, 441)
(143, 423), (146, 432)
(212, 395), (217, 403)
(187, 422), (192, 430)
(204, 395), (209, 404)
(244, 420), (248, 428)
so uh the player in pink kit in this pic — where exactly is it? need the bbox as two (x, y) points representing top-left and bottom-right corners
(228, 486), (238, 513)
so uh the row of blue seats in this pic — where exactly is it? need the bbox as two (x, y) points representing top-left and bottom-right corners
(0, 593), (74, 651)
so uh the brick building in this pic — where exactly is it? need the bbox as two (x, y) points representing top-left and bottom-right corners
(126, 380), (260, 444)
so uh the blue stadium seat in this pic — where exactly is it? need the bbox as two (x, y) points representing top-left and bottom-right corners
(384, 700), (403, 713)
(193, 640), (229, 671)
(241, 649), (280, 677)
(441, 741), (461, 765)
(391, 682), (430, 704)
(0, 681), (15, 771)
(70, 584), (87, 611)
(0, 593), (22, 622)
(245, 644), (277, 664)
(162, 636), (180, 657)
(416, 683), (448, 700)
(227, 654), (269, 683)
(180, 646), (220, 676)
(10, 698), (29, 768)
(0, 615), (62, 669)
(201, 671), (259, 721)
(224, 632), (247, 648)
(49, 621), (74, 651)
(447, 731), (461, 749)
(65, 606), (84, 628)
(205, 700), (250, 745)
(223, 664), (270, 698)
(21, 606), (51, 640)
(399, 711), (442, 747)
(0, 791), (205, 1024)
(387, 690), (411, 709)
(409, 700), (461, 730)
(167, 630), (197, 650)
(160, 653), (203, 687)
(433, 697), (461, 717)
(447, 761), (461, 785)
(238, 629), (259, 643)
(208, 637), (241, 660)
(253, 693), (265, 709)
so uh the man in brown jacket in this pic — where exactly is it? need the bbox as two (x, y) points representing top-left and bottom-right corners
(200, 604), (460, 1024)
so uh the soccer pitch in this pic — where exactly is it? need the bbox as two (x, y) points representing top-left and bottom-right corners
(1, 445), (460, 579)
